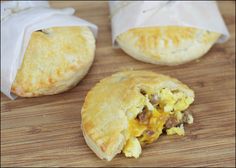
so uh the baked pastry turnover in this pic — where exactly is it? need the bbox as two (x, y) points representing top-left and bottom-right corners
(11, 26), (95, 97)
(81, 70), (194, 161)
(117, 26), (220, 65)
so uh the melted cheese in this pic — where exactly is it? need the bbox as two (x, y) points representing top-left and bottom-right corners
(128, 120), (147, 137)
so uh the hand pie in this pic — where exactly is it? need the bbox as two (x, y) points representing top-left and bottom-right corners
(81, 70), (194, 161)
(116, 26), (220, 65)
(11, 26), (95, 97)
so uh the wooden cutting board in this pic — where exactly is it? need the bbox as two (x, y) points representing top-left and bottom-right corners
(1, 1), (235, 167)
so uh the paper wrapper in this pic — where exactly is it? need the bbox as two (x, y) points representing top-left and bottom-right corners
(109, 1), (230, 46)
(1, 1), (98, 99)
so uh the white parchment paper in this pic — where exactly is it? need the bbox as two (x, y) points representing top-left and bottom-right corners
(109, 1), (230, 46)
(1, 1), (98, 99)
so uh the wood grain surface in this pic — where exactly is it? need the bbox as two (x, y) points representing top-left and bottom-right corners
(1, 1), (235, 167)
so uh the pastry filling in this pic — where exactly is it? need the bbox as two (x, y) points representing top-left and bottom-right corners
(122, 88), (194, 158)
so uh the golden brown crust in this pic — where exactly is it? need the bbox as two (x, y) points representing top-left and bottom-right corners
(11, 26), (95, 97)
(117, 26), (220, 65)
(81, 70), (194, 161)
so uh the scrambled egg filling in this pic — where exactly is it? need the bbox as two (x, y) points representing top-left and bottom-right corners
(122, 88), (194, 158)
(122, 137), (141, 158)
(166, 124), (185, 136)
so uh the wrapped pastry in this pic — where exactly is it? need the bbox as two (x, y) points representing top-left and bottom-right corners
(11, 26), (95, 97)
(117, 27), (220, 65)
(81, 70), (194, 161)
(110, 1), (229, 65)
(1, 1), (97, 98)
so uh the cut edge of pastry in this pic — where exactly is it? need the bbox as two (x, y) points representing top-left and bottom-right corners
(120, 85), (194, 159)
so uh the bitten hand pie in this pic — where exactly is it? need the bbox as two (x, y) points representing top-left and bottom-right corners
(11, 26), (95, 97)
(116, 26), (220, 65)
(81, 70), (194, 161)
